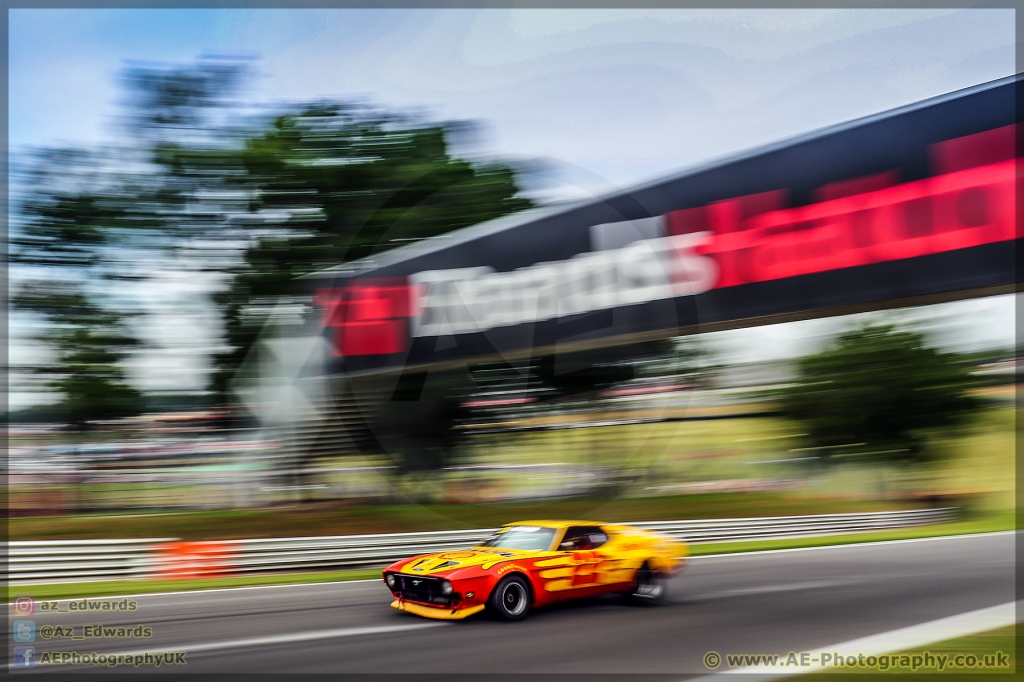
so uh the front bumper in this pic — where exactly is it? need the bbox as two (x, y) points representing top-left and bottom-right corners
(391, 599), (486, 620)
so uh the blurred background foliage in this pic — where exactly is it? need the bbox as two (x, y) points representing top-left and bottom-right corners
(779, 322), (981, 466)
(11, 57), (535, 422)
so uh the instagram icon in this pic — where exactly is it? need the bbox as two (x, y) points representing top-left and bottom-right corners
(13, 596), (34, 616)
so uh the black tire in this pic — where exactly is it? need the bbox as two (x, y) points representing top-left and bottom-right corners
(628, 562), (667, 605)
(489, 574), (532, 621)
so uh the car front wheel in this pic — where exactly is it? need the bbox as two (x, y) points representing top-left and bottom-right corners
(489, 575), (532, 620)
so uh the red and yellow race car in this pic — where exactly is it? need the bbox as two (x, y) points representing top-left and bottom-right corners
(382, 520), (688, 621)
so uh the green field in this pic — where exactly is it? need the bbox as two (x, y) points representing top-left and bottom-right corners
(9, 405), (1014, 542)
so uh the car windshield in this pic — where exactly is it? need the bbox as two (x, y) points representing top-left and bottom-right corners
(478, 526), (556, 551)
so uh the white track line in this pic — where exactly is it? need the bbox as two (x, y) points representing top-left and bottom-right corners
(8, 530), (1013, 605)
(688, 600), (1020, 681)
(697, 579), (861, 601)
(6, 578), (384, 605)
(113, 621), (445, 656)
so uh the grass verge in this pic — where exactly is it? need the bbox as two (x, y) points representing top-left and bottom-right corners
(803, 625), (1015, 680)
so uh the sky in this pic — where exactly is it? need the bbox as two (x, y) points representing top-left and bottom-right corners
(8, 8), (1017, 407)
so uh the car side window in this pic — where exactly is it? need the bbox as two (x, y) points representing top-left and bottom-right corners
(558, 526), (608, 551)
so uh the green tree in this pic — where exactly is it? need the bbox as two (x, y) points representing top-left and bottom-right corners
(210, 104), (534, 400)
(779, 321), (980, 465)
(11, 154), (144, 428)
(29, 295), (142, 427)
(11, 59), (252, 427)
(12, 57), (534, 435)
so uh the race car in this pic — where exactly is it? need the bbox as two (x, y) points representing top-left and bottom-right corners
(382, 520), (688, 621)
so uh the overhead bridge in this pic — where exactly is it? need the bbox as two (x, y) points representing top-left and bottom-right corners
(241, 75), (1020, 464)
(307, 75), (1018, 375)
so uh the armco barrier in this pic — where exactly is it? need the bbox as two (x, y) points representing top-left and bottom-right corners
(6, 538), (175, 583)
(6, 508), (954, 584)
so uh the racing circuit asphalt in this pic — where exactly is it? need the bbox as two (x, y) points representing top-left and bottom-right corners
(7, 532), (1016, 676)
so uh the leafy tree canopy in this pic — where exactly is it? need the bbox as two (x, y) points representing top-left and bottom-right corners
(11, 57), (536, 427)
(779, 321), (980, 465)
(207, 103), (535, 398)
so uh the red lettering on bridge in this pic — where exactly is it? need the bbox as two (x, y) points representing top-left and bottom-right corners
(666, 125), (1017, 289)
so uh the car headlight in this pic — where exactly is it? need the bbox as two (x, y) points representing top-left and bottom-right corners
(385, 574), (396, 588)
(441, 580), (453, 595)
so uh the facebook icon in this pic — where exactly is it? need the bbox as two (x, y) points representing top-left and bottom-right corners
(13, 646), (35, 669)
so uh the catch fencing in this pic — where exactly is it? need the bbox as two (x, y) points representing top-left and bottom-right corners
(7, 507), (954, 584)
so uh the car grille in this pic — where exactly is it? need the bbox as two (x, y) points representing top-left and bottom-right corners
(393, 574), (449, 605)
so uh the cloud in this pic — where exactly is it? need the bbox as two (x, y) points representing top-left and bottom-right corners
(498, 9), (964, 60)
(254, 8), (1012, 193)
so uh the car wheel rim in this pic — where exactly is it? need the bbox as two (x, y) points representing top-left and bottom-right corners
(502, 583), (527, 615)
(638, 582), (662, 598)
(635, 569), (661, 599)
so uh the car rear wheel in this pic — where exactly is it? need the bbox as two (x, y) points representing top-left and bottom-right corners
(628, 562), (667, 605)
(489, 575), (532, 620)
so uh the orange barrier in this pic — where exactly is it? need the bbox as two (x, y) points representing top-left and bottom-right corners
(153, 541), (236, 579)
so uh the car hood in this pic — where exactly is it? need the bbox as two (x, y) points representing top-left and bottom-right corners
(398, 547), (550, 575)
